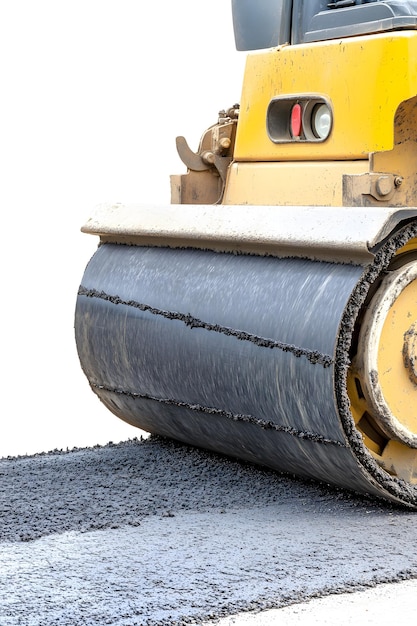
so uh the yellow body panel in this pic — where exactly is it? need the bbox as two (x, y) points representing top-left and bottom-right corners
(223, 160), (369, 206)
(377, 272), (417, 435)
(235, 32), (417, 161)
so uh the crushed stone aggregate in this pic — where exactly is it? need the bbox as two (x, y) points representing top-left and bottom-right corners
(1, 436), (416, 625)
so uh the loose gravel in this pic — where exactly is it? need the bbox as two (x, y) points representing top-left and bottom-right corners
(1, 436), (416, 625)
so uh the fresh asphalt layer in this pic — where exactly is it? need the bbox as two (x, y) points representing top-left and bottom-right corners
(1, 436), (416, 625)
(211, 579), (417, 625)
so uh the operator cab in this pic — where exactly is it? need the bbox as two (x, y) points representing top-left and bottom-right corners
(232, 0), (417, 50)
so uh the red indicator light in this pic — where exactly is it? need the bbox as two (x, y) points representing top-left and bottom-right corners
(291, 103), (302, 137)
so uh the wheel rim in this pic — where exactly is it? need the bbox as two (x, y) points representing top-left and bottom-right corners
(348, 237), (417, 483)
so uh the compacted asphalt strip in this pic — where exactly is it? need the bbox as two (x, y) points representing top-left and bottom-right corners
(1, 436), (416, 625)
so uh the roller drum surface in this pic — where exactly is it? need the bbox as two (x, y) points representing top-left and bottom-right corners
(75, 222), (417, 507)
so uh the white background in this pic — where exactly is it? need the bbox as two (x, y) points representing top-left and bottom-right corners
(1, 0), (245, 457)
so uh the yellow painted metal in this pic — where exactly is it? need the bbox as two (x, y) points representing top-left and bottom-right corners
(369, 97), (417, 207)
(377, 277), (417, 434)
(347, 373), (382, 456)
(234, 33), (417, 162)
(348, 238), (417, 484)
(379, 441), (416, 484)
(223, 160), (369, 206)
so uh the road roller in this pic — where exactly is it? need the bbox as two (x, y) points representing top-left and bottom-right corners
(75, 0), (417, 507)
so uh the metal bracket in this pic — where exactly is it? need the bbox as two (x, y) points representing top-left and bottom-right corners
(175, 106), (238, 185)
(175, 136), (233, 184)
(344, 172), (402, 205)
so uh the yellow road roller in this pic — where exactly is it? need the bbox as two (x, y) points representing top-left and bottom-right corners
(75, 0), (417, 507)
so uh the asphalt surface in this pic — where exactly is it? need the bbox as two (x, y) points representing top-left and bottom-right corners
(1, 436), (416, 625)
(213, 579), (417, 625)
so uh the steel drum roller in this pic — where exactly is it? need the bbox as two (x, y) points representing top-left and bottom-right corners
(75, 220), (417, 507)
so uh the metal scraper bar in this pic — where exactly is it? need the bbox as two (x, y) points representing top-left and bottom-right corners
(81, 204), (417, 265)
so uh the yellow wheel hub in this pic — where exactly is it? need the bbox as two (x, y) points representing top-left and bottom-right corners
(361, 262), (417, 446)
(404, 320), (417, 386)
(348, 239), (417, 483)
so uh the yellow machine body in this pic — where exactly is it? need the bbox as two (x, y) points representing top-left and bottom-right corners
(172, 32), (417, 209)
(234, 33), (417, 161)
(225, 33), (417, 206)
